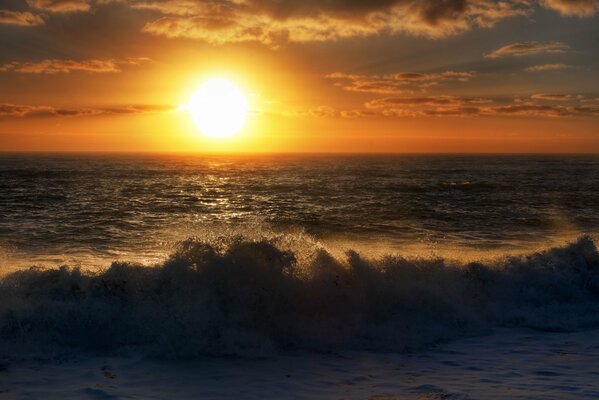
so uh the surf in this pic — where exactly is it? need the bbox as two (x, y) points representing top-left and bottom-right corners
(1, 235), (598, 358)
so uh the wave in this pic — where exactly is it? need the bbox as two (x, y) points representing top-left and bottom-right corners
(1, 235), (599, 358)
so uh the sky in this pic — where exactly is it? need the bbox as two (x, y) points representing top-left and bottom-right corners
(0, 0), (598, 153)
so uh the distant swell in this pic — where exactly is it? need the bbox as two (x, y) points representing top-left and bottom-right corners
(1, 236), (599, 358)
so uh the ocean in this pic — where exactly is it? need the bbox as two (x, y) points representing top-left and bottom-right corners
(1, 153), (599, 359)
(1, 153), (598, 268)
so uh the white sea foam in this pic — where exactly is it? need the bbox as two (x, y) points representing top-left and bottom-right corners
(1, 235), (598, 358)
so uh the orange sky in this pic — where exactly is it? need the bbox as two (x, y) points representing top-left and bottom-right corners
(1, 0), (598, 153)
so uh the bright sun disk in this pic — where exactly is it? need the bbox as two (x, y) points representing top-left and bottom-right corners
(188, 79), (248, 138)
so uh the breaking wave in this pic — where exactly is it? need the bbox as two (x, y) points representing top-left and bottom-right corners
(1, 235), (599, 358)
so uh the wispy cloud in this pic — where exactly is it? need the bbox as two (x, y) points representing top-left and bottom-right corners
(307, 95), (599, 119)
(531, 93), (573, 101)
(485, 41), (569, 59)
(0, 103), (175, 118)
(540, 0), (599, 17)
(525, 63), (572, 72)
(26, 0), (91, 14)
(326, 71), (475, 94)
(308, 106), (337, 118)
(366, 96), (491, 108)
(0, 10), (44, 26)
(488, 103), (599, 117)
(0, 58), (151, 74)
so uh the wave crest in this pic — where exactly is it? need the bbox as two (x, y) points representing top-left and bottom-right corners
(1, 235), (599, 357)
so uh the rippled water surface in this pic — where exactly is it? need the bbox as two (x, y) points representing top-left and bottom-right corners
(0, 153), (598, 267)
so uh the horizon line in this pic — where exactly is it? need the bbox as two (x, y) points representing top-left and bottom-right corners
(1, 150), (599, 156)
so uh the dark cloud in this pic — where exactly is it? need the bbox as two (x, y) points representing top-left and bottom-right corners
(136, 0), (530, 45)
(3, 0), (594, 48)
(6, 0), (590, 48)
(246, 0), (402, 18)
(412, 0), (469, 25)
(485, 41), (570, 58)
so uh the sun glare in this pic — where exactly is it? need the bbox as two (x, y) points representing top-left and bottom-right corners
(188, 79), (248, 138)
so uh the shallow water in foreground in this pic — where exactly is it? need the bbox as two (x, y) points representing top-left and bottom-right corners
(3, 328), (599, 399)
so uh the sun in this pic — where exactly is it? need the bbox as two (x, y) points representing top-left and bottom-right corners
(188, 79), (248, 138)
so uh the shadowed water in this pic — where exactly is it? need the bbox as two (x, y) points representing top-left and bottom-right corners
(1, 235), (598, 357)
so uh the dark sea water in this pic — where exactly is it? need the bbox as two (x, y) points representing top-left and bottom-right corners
(0, 153), (598, 267)
(1, 153), (599, 357)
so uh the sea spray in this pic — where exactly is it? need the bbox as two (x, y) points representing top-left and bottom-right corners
(1, 235), (598, 358)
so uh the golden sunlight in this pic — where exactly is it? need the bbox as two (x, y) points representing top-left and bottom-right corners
(187, 79), (248, 138)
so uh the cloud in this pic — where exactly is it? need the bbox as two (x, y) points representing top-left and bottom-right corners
(470, 0), (533, 27)
(0, 10), (44, 26)
(531, 93), (573, 101)
(339, 109), (384, 118)
(422, 106), (483, 116)
(130, 0), (234, 16)
(137, 0), (530, 45)
(486, 103), (583, 117)
(142, 15), (283, 46)
(309, 94), (599, 119)
(0, 58), (150, 74)
(25, 0), (91, 13)
(308, 106), (338, 118)
(366, 96), (490, 108)
(5, 0), (595, 47)
(585, 97), (599, 103)
(525, 63), (572, 72)
(540, 0), (599, 17)
(0, 103), (175, 119)
(326, 71), (475, 94)
(323, 70), (598, 119)
(485, 41), (570, 58)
